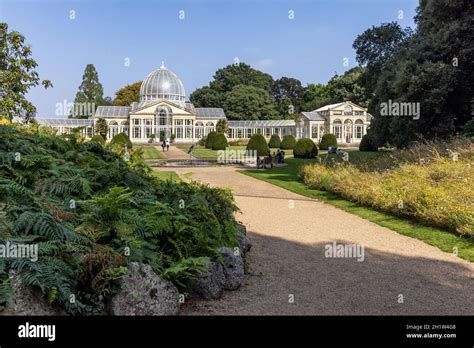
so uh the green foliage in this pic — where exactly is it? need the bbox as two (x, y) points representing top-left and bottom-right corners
(268, 134), (281, 148)
(272, 77), (305, 114)
(224, 85), (279, 121)
(0, 124), (239, 313)
(113, 81), (141, 106)
(293, 138), (318, 158)
(212, 133), (228, 150)
(359, 134), (378, 152)
(246, 133), (270, 156)
(463, 118), (474, 137)
(216, 119), (229, 133)
(190, 86), (222, 108)
(110, 133), (132, 149)
(95, 118), (108, 139)
(90, 134), (105, 145)
(280, 135), (297, 150)
(319, 134), (338, 150)
(0, 23), (52, 121)
(72, 64), (110, 119)
(205, 131), (217, 149)
(198, 136), (207, 146)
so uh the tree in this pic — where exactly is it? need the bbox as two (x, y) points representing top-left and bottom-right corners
(95, 118), (108, 140)
(216, 119), (229, 133)
(354, 2), (474, 147)
(303, 83), (331, 111)
(272, 77), (306, 115)
(210, 63), (273, 93)
(72, 64), (110, 119)
(224, 85), (279, 120)
(114, 81), (141, 106)
(0, 23), (52, 121)
(190, 86), (223, 108)
(325, 67), (367, 107)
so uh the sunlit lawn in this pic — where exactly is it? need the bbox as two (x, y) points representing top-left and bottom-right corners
(136, 146), (166, 159)
(178, 145), (293, 158)
(151, 170), (181, 181)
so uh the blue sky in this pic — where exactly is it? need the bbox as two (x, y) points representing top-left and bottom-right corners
(1, 0), (418, 117)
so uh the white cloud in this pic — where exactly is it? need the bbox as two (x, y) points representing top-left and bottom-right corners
(256, 58), (274, 68)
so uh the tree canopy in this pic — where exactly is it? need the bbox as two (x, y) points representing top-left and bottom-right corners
(224, 85), (279, 120)
(113, 81), (142, 106)
(0, 23), (52, 121)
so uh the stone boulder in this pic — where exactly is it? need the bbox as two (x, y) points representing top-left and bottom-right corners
(191, 261), (225, 300)
(0, 271), (66, 316)
(236, 223), (247, 235)
(218, 247), (245, 290)
(237, 232), (252, 254)
(110, 262), (180, 316)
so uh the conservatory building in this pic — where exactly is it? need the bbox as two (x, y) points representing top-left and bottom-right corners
(35, 64), (371, 145)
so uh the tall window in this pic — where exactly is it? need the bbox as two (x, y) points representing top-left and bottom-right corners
(311, 125), (318, 139)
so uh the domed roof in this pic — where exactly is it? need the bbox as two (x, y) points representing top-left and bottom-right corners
(139, 63), (186, 105)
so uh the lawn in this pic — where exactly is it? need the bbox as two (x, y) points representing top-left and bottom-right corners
(241, 156), (474, 262)
(151, 170), (181, 181)
(178, 145), (293, 158)
(136, 145), (166, 159)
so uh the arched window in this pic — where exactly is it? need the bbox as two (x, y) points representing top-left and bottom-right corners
(344, 119), (353, 142)
(205, 122), (214, 136)
(355, 119), (364, 139)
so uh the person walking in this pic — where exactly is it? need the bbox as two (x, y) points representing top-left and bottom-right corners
(161, 140), (166, 152)
(165, 138), (170, 151)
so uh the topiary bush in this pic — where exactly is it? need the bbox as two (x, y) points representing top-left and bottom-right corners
(319, 133), (337, 150)
(246, 133), (270, 156)
(280, 135), (296, 149)
(268, 134), (281, 148)
(90, 134), (105, 145)
(212, 133), (228, 150)
(359, 134), (378, 152)
(199, 136), (207, 146)
(110, 132), (132, 149)
(294, 138), (318, 158)
(205, 131), (217, 149)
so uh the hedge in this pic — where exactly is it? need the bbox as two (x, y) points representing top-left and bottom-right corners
(319, 133), (337, 150)
(268, 134), (281, 148)
(205, 131), (218, 149)
(359, 134), (378, 152)
(280, 135), (296, 149)
(246, 133), (270, 156)
(212, 133), (229, 150)
(294, 138), (318, 158)
(110, 132), (132, 149)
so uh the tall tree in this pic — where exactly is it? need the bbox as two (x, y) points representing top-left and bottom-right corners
(355, 1), (474, 147)
(0, 23), (52, 121)
(190, 86), (223, 108)
(72, 64), (109, 119)
(224, 85), (279, 120)
(210, 63), (273, 93)
(326, 67), (367, 107)
(272, 77), (306, 115)
(303, 83), (331, 111)
(95, 118), (108, 140)
(113, 81), (142, 106)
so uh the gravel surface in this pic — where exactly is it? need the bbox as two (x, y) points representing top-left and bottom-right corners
(154, 166), (474, 315)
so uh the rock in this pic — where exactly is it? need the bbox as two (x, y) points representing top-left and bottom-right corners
(110, 262), (180, 316)
(218, 247), (245, 290)
(0, 271), (66, 316)
(236, 223), (247, 235)
(237, 232), (252, 254)
(191, 261), (225, 300)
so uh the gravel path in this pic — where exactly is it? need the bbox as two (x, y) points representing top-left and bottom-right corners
(154, 166), (474, 315)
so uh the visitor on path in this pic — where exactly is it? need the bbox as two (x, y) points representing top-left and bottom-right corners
(161, 141), (166, 152)
(187, 144), (195, 158)
(165, 138), (170, 151)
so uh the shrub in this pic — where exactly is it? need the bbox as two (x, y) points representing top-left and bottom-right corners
(359, 134), (378, 152)
(212, 133), (228, 150)
(463, 118), (474, 137)
(205, 131), (218, 149)
(294, 138), (318, 158)
(268, 134), (281, 148)
(90, 135), (105, 145)
(246, 133), (270, 156)
(320, 133), (337, 150)
(199, 136), (207, 146)
(110, 132), (132, 149)
(280, 135), (296, 149)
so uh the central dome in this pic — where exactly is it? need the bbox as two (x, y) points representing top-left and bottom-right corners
(139, 63), (186, 105)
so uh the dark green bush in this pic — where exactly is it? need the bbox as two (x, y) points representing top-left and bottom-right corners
(320, 133), (337, 150)
(205, 131), (217, 149)
(90, 134), (105, 145)
(463, 118), (474, 137)
(246, 133), (270, 156)
(212, 133), (228, 150)
(268, 134), (281, 148)
(199, 136), (207, 146)
(359, 134), (378, 152)
(110, 132), (132, 149)
(0, 125), (239, 315)
(280, 135), (296, 149)
(294, 138), (318, 158)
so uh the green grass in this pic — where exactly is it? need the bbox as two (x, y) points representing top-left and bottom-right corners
(151, 170), (181, 181)
(137, 146), (165, 159)
(241, 157), (474, 262)
(178, 145), (293, 158)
